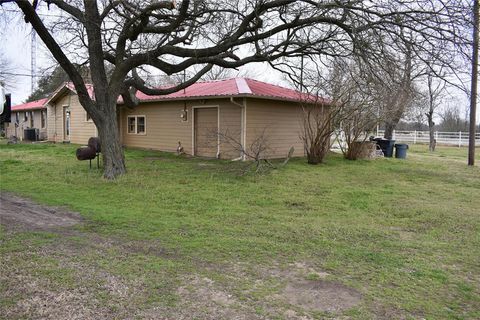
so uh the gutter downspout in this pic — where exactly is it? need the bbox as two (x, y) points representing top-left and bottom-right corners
(230, 97), (246, 161)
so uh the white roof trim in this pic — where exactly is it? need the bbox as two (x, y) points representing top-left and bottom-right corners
(44, 82), (74, 106)
(235, 78), (252, 94)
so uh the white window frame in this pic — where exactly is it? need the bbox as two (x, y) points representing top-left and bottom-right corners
(127, 115), (146, 135)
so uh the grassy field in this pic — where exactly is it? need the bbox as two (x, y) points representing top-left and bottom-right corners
(0, 142), (479, 319)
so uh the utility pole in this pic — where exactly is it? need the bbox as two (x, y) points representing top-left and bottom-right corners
(468, 0), (479, 166)
(299, 55), (304, 93)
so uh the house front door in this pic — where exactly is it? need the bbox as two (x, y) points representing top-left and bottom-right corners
(194, 107), (218, 157)
(63, 106), (70, 141)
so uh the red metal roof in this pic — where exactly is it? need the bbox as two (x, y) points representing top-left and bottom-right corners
(12, 78), (325, 111)
(11, 98), (48, 111)
(134, 78), (324, 103)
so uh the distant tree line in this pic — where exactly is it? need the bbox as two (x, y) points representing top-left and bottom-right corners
(387, 106), (478, 132)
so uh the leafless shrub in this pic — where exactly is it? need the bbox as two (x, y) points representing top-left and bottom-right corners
(330, 60), (380, 160)
(295, 58), (379, 163)
(299, 100), (334, 164)
(215, 128), (275, 174)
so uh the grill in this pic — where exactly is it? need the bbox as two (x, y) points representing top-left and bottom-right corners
(76, 137), (101, 168)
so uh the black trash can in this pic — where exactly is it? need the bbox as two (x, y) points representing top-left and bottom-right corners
(373, 138), (396, 158)
(395, 144), (409, 159)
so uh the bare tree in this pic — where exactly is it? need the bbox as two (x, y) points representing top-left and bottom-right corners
(438, 105), (469, 132)
(293, 58), (380, 163)
(197, 66), (236, 81)
(5, 0), (472, 178)
(301, 100), (335, 164)
(0, 53), (15, 89)
(330, 60), (380, 160)
(375, 40), (420, 140)
(425, 73), (446, 151)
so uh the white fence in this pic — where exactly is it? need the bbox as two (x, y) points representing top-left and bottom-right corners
(376, 130), (480, 147)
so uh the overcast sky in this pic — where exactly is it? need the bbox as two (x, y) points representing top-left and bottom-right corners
(0, 4), (286, 106)
(1, 3), (477, 124)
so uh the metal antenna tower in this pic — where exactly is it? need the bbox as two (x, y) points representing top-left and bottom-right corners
(31, 27), (37, 93)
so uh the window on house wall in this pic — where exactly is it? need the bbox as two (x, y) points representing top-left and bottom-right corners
(41, 110), (46, 128)
(127, 116), (146, 134)
(137, 116), (145, 134)
(23, 112), (27, 122)
(15, 112), (19, 123)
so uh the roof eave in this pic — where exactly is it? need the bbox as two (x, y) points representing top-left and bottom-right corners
(12, 106), (46, 112)
(44, 82), (75, 106)
(123, 94), (330, 105)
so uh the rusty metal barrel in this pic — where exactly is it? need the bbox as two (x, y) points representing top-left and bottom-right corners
(87, 137), (101, 153)
(76, 146), (97, 160)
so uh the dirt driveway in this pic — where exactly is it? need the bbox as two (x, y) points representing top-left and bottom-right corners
(0, 193), (83, 232)
(0, 193), (362, 320)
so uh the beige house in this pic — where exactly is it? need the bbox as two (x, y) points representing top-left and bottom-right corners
(11, 78), (323, 159)
(119, 78), (324, 159)
(45, 83), (97, 144)
(120, 96), (308, 159)
(5, 98), (48, 141)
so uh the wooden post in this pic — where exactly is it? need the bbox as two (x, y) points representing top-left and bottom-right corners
(469, 0), (479, 165)
(459, 131), (462, 147)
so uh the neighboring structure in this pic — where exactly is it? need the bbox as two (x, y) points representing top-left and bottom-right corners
(5, 98), (48, 141)
(45, 83), (97, 144)
(8, 78), (326, 159)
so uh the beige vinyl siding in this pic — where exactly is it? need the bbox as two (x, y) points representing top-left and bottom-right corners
(48, 94), (97, 144)
(218, 104), (242, 159)
(48, 96), (66, 143)
(121, 99), (244, 158)
(121, 101), (193, 154)
(47, 104), (59, 142)
(68, 95), (97, 144)
(33, 110), (47, 140)
(246, 98), (305, 158)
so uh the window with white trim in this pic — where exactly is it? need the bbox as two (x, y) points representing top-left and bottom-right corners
(127, 115), (146, 134)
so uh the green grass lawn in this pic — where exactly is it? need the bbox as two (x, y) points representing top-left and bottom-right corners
(0, 142), (479, 319)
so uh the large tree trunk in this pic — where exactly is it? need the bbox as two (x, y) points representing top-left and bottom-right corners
(384, 123), (395, 140)
(427, 112), (436, 152)
(96, 103), (126, 179)
(384, 109), (404, 140)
